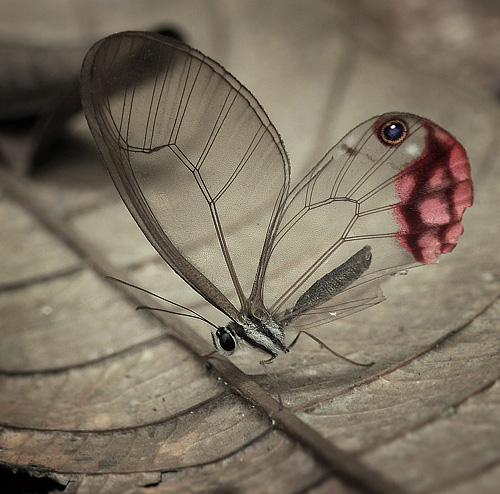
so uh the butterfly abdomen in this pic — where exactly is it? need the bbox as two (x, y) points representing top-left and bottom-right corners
(292, 245), (372, 315)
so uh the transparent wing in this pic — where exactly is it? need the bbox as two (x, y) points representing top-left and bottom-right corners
(80, 32), (289, 320)
(263, 113), (473, 328)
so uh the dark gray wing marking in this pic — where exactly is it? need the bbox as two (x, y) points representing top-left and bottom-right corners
(280, 245), (372, 324)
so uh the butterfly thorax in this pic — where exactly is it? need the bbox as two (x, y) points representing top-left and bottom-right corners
(212, 312), (288, 359)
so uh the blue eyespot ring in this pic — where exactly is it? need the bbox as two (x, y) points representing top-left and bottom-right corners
(378, 119), (408, 146)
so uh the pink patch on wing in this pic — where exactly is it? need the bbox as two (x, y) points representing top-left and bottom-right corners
(449, 143), (472, 182)
(394, 172), (416, 202)
(392, 205), (409, 234)
(454, 181), (474, 215)
(391, 119), (473, 264)
(444, 222), (465, 248)
(428, 167), (445, 189)
(418, 232), (441, 264)
(420, 197), (451, 225)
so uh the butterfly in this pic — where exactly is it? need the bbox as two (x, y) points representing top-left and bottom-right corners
(80, 31), (473, 363)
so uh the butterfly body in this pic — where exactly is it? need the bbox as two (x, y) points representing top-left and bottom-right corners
(214, 315), (288, 359)
(80, 32), (473, 360)
(214, 243), (374, 359)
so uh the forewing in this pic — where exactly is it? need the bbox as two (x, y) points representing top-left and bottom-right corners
(264, 113), (473, 327)
(80, 32), (289, 319)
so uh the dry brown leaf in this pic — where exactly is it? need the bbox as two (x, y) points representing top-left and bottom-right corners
(1, 2), (500, 493)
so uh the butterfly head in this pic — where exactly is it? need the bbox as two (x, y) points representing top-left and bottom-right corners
(211, 317), (287, 359)
(211, 326), (237, 356)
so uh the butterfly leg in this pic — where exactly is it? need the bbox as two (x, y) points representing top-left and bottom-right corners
(259, 357), (284, 410)
(288, 330), (374, 367)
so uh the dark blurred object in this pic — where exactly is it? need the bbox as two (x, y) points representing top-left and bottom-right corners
(0, 43), (83, 120)
(0, 465), (65, 493)
(154, 26), (185, 42)
(0, 0), (185, 176)
(0, 42), (84, 175)
(0, 29), (184, 176)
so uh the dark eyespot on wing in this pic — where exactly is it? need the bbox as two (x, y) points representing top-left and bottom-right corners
(373, 116), (409, 146)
